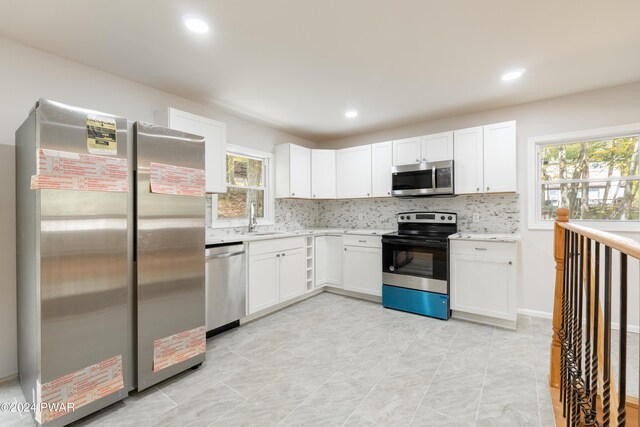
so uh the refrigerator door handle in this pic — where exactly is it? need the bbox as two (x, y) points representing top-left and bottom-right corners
(206, 250), (246, 260)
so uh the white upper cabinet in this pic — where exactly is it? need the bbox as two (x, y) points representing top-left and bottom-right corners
(454, 126), (484, 194)
(453, 122), (516, 195)
(392, 136), (422, 166)
(158, 108), (227, 193)
(336, 145), (372, 198)
(275, 143), (311, 198)
(421, 131), (454, 162)
(371, 141), (393, 197)
(311, 149), (336, 199)
(483, 121), (517, 193)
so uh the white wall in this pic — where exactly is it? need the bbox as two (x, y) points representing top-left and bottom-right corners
(320, 81), (640, 327)
(0, 36), (315, 379)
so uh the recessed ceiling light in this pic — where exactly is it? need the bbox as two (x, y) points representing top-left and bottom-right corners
(345, 110), (358, 118)
(184, 18), (209, 34)
(502, 69), (526, 81)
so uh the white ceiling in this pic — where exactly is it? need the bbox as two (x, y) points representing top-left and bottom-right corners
(1, 0), (639, 141)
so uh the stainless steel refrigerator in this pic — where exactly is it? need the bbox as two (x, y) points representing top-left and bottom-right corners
(16, 99), (206, 426)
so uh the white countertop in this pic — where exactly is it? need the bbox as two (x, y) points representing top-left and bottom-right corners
(449, 233), (520, 243)
(206, 228), (394, 245)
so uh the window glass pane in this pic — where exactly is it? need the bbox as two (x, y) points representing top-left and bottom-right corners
(226, 154), (264, 187)
(541, 180), (639, 220)
(217, 187), (265, 219)
(540, 136), (639, 181)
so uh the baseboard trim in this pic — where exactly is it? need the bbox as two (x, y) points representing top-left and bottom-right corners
(240, 287), (325, 324)
(324, 286), (382, 303)
(517, 308), (640, 334)
(0, 372), (18, 384)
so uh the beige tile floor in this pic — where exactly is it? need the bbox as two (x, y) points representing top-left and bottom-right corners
(1, 293), (561, 426)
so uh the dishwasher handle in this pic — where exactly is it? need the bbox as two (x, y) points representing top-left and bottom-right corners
(206, 250), (245, 260)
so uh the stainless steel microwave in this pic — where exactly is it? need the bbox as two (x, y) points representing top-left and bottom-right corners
(391, 160), (454, 197)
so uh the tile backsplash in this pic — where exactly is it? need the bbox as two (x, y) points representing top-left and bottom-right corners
(208, 194), (519, 234)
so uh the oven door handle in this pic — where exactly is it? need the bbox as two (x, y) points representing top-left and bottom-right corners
(381, 238), (447, 249)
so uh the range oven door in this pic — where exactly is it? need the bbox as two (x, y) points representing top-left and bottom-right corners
(382, 237), (448, 294)
(391, 160), (453, 197)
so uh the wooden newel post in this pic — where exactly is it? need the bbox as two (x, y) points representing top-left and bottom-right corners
(550, 207), (569, 388)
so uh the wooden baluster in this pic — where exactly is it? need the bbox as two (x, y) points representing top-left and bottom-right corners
(551, 207), (570, 390)
(603, 246), (612, 427)
(618, 253), (628, 426)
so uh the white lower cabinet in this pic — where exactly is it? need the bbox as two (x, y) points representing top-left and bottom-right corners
(342, 236), (382, 296)
(248, 252), (279, 314)
(450, 240), (517, 327)
(314, 235), (342, 287)
(279, 247), (306, 301)
(248, 237), (306, 314)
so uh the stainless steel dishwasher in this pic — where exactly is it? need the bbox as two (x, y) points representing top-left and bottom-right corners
(205, 243), (247, 337)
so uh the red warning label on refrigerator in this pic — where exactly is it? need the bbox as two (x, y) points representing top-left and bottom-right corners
(149, 162), (205, 197)
(35, 355), (124, 424)
(30, 148), (129, 192)
(153, 326), (206, 372)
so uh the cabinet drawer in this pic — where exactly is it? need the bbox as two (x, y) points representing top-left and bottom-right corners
(250, 236), (306, 256)
(342, 235), (382, 248)
(449, 240), (516, 258)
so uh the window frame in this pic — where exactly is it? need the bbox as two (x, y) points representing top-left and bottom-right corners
(210, 144), (275, 228)
(528, 123), (640, 231)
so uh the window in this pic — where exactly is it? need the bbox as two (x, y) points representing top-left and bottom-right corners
(211, 146), (272, 224)
(529, 124), (640, 229)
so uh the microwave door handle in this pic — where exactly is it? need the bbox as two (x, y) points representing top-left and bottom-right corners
(432, 165), (437, 189)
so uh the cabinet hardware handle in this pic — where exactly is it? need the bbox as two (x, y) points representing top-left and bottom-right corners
(508, 261), (512, 265)
(358, 240), (366, 243)
(387, 192), (390, 195)
(313, 194), (316, 197)
(476, 187), (480, 191)
(474, 247), (487, 251)
(422, 158), (426, 161)
(276, 254), (281, 257)
(416, 158), (420, 162)
(344, 248), (347, 251)
(292, 193), (295, 196)
(367, 193), (370, 196)
(486, 187), (489, 191)
(282, 253), (286, 257)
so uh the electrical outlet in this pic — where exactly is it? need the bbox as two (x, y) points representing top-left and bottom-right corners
(473, 213), (480, 223)
(286, 212), (292, 221)
(358, 213), (365, 221)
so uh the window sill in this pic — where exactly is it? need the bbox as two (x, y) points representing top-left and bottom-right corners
(529, 220), (640, 233)
(208, 219), (275, 229)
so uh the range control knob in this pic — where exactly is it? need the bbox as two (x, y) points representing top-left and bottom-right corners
(400, 215), (405, 220)
(448, 216), (452, 220)
(440, 215), (445, 220)
(406, 215), (411, 220)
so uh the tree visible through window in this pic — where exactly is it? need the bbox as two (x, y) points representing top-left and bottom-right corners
(217, 152), (267, 220)
(538, 135), (639, 221)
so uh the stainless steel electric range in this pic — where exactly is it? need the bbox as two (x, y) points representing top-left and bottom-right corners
(381, 212), (457, 320)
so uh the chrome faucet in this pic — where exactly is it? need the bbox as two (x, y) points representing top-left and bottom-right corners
(248, 201), (257, 233)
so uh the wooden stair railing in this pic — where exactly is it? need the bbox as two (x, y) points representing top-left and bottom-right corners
(550, 207), (640, 426)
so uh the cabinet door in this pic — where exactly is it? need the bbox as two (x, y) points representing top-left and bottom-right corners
(342, 246), (382, 296)
(248, 253), (279, 314)
(453, 126), (483, 194)
(311, 150), (336, 198)
(290, 144), (311, 198)
(279, 247), (306, 302)
(392, 137), (422, 166)
(167, 108), (227, 193)
(450, 254), (516, 321)
(314, 236), (327, 286)
(336, 145), (372, 198)
(421, 131), (453, 162)
(483, 121), (516, 193)
(326, 236), (342, 286)
(371, 141), (393, 197)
